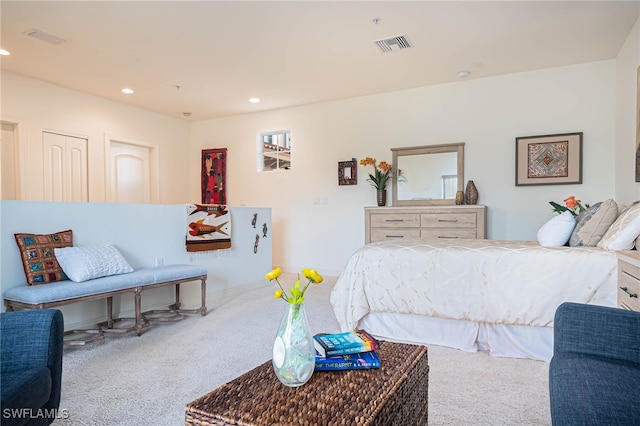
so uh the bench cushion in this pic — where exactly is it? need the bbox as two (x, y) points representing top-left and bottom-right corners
(3, 265), (207, 305)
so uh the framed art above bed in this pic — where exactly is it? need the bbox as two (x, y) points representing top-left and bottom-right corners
(515, 132), (582, 186)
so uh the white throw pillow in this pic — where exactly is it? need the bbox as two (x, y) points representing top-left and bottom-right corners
(597, 202), (640, 251)
(54, 244), (134, 282)
(537, 211), (576, 247)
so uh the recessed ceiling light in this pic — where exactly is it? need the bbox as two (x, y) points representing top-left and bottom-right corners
(457, 71), (471, 78)
(121, 88), (134, 94)
(249, 98), (260, 103)
(0, 49), (10, 56)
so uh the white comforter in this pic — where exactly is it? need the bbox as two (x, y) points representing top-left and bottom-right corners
(331, 239), (618, 331)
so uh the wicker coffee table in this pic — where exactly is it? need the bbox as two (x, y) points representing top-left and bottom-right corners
(185, 341), (429, 426)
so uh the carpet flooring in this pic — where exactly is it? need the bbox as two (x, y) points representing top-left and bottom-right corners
(54, 275), (551, 425)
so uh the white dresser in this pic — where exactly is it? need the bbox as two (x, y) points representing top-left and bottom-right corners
(364, 205), (487, 244)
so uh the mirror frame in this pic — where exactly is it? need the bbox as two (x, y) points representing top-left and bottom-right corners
(391, 142), (465, 206)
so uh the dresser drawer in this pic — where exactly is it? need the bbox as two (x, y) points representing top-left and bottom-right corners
(421, 213), (476, 228)
(420, 229), (477, 239)
(370, 229), (421, 243)
(370, 213), (420, 228)
(618, 268), (640, 311)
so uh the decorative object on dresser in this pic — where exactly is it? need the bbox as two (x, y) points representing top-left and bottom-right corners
(392, 142), (464, 206)
(359, 156), (395, 206)
(464, 180), (478, 204)
(364, 205), (486, 244)
(617, 251), (640, 311)
(515, 132), (582, 186)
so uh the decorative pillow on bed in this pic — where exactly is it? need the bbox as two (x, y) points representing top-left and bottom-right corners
(569, 199), (619, 247)
(14, 230), (73, 285)
(54, 244), (134, 282)
(597, 202), (640, 251)
(537, 211), (576, 247)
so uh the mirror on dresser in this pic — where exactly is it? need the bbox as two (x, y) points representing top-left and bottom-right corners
(391, 143), (464, 206)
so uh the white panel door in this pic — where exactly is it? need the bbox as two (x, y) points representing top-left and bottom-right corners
(1, 122), (18, 200)
(43, 132), (88, 202)
(109, 141), (151, 203)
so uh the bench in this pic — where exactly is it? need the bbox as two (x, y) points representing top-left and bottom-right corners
(3, 264), (207, 345)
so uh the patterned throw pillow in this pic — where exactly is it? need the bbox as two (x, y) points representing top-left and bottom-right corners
(569, 199), (619, 247)
(14, 230), (73, 285)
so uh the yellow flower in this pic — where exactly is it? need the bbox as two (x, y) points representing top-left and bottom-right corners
(302, 268), (323, 284)
(265, 267), (282, 281)
(266, 267), (322, 305)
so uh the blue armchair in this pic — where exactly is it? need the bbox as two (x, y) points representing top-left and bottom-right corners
(1, 309), (64, 426)
(549, 302), (640, 425)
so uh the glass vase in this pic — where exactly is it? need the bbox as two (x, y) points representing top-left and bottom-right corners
(272, 302), (315, 387)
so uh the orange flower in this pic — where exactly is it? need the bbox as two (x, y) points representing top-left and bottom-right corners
(378, 161), (391, 173)
(359, 157), (376, 167)
(564, 196), (580, 209)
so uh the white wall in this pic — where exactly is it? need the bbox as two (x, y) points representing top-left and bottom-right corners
(0, 200), (272, 329)
(615, 17), (640, 202)
(0, 72), (191, 204)
(190, 61), (618, 275)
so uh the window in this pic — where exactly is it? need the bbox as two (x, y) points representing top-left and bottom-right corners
(259, 130), (291, 171)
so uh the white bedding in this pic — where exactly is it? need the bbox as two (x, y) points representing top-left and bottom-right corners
(330, 239), (618, 360)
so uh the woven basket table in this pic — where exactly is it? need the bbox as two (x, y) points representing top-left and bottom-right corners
(185, 341), (429, 426)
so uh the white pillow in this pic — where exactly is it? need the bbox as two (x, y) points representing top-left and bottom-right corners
(54, 244), (134, 282)
(537, 211), (576, 247)
(597, 202), (640, 251)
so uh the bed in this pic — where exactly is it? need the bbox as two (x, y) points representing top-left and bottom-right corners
(330, 239), (619, 361)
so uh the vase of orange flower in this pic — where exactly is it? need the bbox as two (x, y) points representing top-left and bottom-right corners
(360, 157), (393, 206)
(265, 267), (323, 387)
(549, 196), (587, 217)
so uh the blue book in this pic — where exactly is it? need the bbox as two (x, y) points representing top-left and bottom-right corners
(313, 329), (380, 357)
(314, 351), (380, 371)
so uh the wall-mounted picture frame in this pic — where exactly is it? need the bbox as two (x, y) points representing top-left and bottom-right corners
(515, 132), (582, 186)
(201, 148), (227, 204)
(338, 158), (358, 185)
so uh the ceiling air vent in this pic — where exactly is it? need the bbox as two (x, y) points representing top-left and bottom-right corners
(24, 29), (66, 45)
(373, 35), (413, 53)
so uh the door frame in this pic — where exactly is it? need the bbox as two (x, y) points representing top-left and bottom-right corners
(104, 134), (159, 204)
(1, 118), (24, 200)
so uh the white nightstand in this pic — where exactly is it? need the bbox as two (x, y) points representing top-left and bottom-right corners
(617, 251), (640, 312)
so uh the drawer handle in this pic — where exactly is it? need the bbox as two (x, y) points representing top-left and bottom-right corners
(385, 219), (405, 223)
(621, 287), (638, 298)
(438, 219), (458, 223)
(437, 236), (458, 239)
(385, 235), (405, 238)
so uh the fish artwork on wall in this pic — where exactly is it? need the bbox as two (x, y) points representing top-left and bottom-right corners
(185, 204), (232, 252)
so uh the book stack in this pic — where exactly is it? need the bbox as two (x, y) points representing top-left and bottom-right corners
(313, 329), (381, 371)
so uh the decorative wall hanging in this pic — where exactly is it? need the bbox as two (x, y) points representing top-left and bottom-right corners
(338, 158), (358, 185)
(515, 132), (582, 186)
(201, 148), (227, 204)
(185, 204), (231, 252)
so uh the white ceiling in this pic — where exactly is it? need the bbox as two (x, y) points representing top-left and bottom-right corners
(1, 1), (639, 121)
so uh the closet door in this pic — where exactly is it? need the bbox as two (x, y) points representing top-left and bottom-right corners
(43, 131), (88, 202)
(108, 141), (151, 204)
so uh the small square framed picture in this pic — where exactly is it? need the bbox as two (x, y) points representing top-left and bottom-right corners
(338, 158), (358, 185)
(515, 132), (582, 186)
